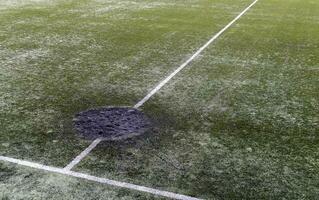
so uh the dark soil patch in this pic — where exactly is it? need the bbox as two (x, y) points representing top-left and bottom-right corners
(73, 107), (152, 141)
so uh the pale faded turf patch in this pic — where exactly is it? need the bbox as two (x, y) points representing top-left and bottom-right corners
(0, 156), (201, 200)
(0, 47), (51, 114)
(68, 0), (177, 17)
(0, 0), (54, 10)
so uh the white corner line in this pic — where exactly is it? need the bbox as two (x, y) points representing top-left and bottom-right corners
(134, 0), (259, 109)
(0, 156), (202, 200)
(63, 138), (102, 171)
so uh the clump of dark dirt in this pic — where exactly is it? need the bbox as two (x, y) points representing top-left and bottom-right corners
(73, 107), (152, 141)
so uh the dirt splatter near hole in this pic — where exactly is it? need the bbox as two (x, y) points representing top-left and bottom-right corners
(73, 107), (152, 141)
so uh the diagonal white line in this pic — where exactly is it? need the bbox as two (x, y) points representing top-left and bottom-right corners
(63, 138), (102, 171)
(134, 0), (259, 109)
(64, 0), (259, 178)
(0, 156), (201, 200)
(2, 1), (259, 199)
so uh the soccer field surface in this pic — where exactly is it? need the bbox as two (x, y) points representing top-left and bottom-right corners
(0, 0), (318, 199)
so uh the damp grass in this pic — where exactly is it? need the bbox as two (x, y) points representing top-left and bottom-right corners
(1, 0), (319, 199)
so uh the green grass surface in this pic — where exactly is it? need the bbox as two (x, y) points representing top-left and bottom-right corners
(1, 0), (318, 199)
(0, 0), (251, 166)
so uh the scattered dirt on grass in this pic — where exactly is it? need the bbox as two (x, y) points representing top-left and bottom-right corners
(73, 107), (152, 141)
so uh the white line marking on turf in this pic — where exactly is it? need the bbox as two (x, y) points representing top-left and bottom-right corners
(63, 138), (102, 171)
(0, 156), (201, 200)
(63, 0), (259, 174)
(134, 0), (259, 109)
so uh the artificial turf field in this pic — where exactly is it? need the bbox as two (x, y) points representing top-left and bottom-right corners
(0, 0), (319, 199)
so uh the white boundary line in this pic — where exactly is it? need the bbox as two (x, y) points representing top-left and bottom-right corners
(134, 0), (259, 109)
(0, 156), (201, 200)
(8, 1), (260, 198)
(63, 138), (102, 171)
(64, 0), (259, 174)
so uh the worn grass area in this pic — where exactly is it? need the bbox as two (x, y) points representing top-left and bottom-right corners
(0, 162), (165, 200)
(1, 0), (318, 199)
